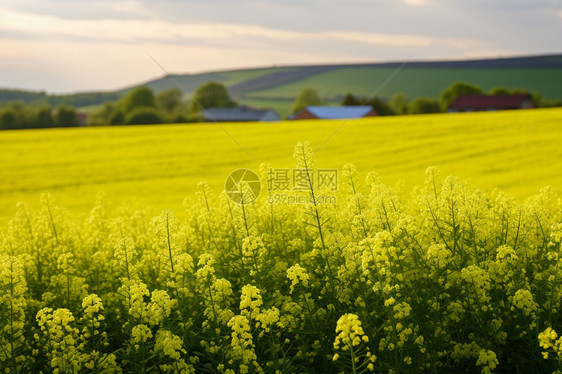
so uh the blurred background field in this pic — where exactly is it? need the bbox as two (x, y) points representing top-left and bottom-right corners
(1, 107), (561, 220)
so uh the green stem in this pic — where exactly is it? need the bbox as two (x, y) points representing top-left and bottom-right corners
(45, 196), (59, 246)
(165, 212), (175, 273)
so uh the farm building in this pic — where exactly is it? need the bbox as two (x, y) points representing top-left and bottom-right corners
(448, 94), (535, 112)
(291, 105), (378, 120)
(203, 106), (280, 122)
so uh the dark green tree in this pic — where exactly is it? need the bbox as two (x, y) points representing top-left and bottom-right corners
(121, 86), (156, 113)
(109, 109), (125, 126)
(169, 112), (190, 123)
(157, 88), (183, 113)
(341, 93), (394, 115)
(8, 101), (30, 128)
(365, 97), (395, 116)
(439, 82), (482, 112)
(389, 93), (409, 115)
(341, 92), (361, 106)
(88, 102), (118, 126)
(0, 108), (16, 129)
(55, 105), (79, 127)
(489, 86), (510, 96)
(34, 105), (54, 128)
(124, 107), (165, 125)
(189, 82), (236, 113)
(408, 97), (441, 114)
(291, 88), (321, 114)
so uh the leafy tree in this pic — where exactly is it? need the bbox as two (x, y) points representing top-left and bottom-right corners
(124, 107), (165, 125)
(439, 82), (482, 112)
(189, 82), (236, 113)
(88, 102), (117, 126)
(169, 112), (190, 123)
(291, 88), (321, 114)
(408, 97), (441, 114)
(390, 93), (409, 115)
(0, 101), (53, 129)
(365, 97), (394, 116)
(110, 110), (125, 125)
(489, 86), (510, 96)
(8, 101), (30, 128)
(121, 86), (156, 113)
(534, 95), (561, 108)
(341, 92), (361, 106)
(34, 105), (54, 128)
(157, 88), (183, 113)
(0, 108), (16, 129)
(341, 93), (394, 116)
(55, 105), (79, 127)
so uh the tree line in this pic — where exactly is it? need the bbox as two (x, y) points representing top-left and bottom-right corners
(87, 82), (235, 126)
(0, 89), (120, 108)
(292, 82), (561, 116)
(0, 82), (234, 129)
(1, 80), (560, 130)
(0, 102), (80, 129)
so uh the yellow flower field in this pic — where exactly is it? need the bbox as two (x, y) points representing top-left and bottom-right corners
(2, 109), (562, 372)
(1, 108), (561, 221)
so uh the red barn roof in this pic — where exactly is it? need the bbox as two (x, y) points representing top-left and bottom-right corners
(449, 94), (534, 111)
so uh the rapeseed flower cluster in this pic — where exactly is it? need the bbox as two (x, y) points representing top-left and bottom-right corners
(227, 315), (262, 374)
(333, 314), (374, 373)
(286, 264), (309, 294)
(333, 313), (369, 350)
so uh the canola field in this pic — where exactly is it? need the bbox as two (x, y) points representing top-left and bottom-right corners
(2, 109), (562, 373)
(1, 108), (562, 221)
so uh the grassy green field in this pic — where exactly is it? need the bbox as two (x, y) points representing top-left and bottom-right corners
(244, 67), (562, 102)
(128, 67), (296, 97)
(238, 98), (295, 118)
(1, 107), (561, 220)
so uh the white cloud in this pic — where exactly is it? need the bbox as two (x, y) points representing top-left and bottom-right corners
(403, 0), (430, 6)
(0, 9), (547, 92)
(102, 0), (150, 16)
(0, 37), (380, 92)
(0, 10), (433, 47)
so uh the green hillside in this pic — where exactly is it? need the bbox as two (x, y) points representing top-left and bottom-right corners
(243, 67), (562, 102)
(122, 67), (295, 96)
(1, 108), (561, 221)
(1, 54), (561, 118)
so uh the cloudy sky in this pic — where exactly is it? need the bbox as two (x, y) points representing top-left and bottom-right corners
(1, 0), (561, 93)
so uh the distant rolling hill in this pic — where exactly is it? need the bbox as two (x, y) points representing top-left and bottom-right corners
(2, 54), (562, 117)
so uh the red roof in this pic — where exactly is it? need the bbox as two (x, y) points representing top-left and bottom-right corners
(449, 94), (533, 110)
